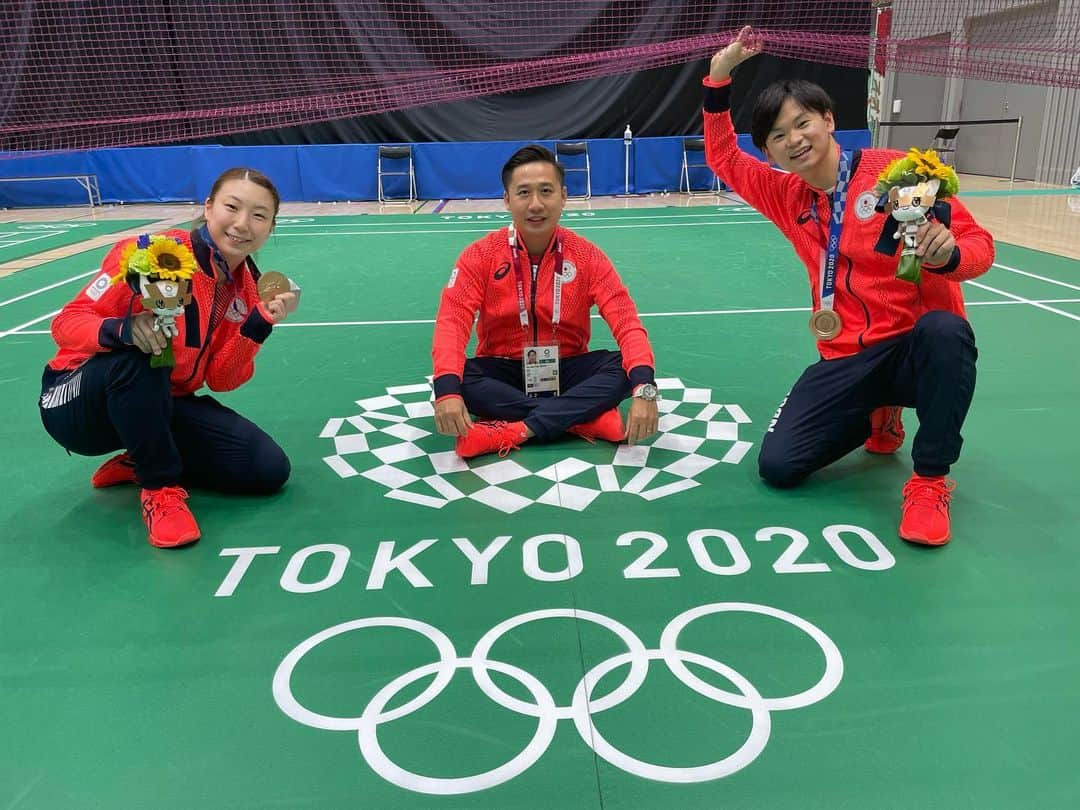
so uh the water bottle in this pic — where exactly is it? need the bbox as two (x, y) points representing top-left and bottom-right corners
(624, 124), (632, 144)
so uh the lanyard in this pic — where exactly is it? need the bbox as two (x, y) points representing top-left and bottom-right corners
(198, 224), (247, 282)
(508, 225), (565, 329)
(818, 150), (851, 312)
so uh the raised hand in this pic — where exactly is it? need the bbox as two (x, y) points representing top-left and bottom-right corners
(710, 25), (764, 83)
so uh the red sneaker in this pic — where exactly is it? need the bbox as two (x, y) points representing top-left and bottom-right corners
(455, 420), (528, 459)
(899, 475), (956, 546)
(567, 408), (625, 444)
(865, 406), (905, 454)
(92, 452), (139, 488)
(140, 486), (201, 548)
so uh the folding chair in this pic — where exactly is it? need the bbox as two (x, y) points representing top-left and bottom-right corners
(555, 142), (591, 200)
(377, 145), (416, 204)
(679, 137), (721, 195)
(929, 128), (960, 167)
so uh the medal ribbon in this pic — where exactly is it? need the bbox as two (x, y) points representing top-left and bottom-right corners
(818, 150), (851, 314)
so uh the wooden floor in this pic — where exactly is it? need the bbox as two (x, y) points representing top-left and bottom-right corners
(949, 175), (1080, 260)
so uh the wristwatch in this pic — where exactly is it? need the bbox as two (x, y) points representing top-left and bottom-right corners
(632, 383), (661, 402)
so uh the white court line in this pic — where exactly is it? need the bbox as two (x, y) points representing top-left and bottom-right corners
(968, 298), (1080, 307)
(0, 270), (97, 308)
(0, 217), (762, 308)
(270, 306), (808, 327)
(272, 220), (770, 238)
(444, 210), (759, 221)
(16, 222), (97, 230)
(965, 280), (1080, 322)
(6, 297), (1079, 337)
(0, 229), (67, 252)
(281, 317), (437, 327)
(638, 306), (808, 317)
(0, 309), (61, 338)
(273, 210), (759, 228)
(992, 262), (1080, 293)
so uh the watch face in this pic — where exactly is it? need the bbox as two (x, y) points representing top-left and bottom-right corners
(637, 383), (659, 401)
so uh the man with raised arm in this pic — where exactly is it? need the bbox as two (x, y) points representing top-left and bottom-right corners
(702, 27), (994, 545)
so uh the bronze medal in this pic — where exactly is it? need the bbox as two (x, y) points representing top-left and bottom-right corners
(809, 309), (842, 341)
(257, 271), (290, 303)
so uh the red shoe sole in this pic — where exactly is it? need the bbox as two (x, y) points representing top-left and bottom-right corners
(898, 530), (950, 546)
(148, 531), (201, 549)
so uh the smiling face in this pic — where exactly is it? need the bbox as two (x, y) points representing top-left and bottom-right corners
(762, 98), (838, 188)
(503, 161), (567, 254)
(203, 178), (277, 269)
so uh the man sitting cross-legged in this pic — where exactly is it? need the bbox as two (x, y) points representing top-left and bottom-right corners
(431, 145), (661, 459)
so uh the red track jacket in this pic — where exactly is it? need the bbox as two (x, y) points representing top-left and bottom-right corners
(46, 228), (275, 396)
(703, 77), (995, 359)
(432, 226), (655, 397)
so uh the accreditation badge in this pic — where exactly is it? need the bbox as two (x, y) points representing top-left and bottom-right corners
(523, 343), (560, 395)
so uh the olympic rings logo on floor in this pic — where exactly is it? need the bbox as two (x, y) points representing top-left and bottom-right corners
(272, 603), (843, 795)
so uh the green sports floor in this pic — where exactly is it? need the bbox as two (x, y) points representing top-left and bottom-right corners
(2, 205), (1079, 808)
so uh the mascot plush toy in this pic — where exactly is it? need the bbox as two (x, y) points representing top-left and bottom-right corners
(112, 234), (197, 367)
(874, 148), (959, 284)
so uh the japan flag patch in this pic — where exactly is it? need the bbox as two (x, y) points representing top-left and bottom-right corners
(226, 297), (248, 322)
(854, 191), (879, 221)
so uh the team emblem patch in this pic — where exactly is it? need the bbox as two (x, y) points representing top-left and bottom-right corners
(225, 297), (248, 322)
(854, 190), (879, 221)
(447, 267), (459, 288)
(84, 272), (112, 301)
(559, 260), (577, 283)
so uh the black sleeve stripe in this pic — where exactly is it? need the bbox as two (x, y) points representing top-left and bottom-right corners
(703, 83), (732, 114)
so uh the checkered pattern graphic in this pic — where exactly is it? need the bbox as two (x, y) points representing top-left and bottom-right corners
(320, 378), (754, 514)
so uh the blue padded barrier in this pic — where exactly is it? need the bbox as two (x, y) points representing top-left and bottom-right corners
(1, 132), (870, 207)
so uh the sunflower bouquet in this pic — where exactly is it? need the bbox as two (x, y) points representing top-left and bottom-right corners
(112, 234), (197, 367)
(874, 148), (960, 283)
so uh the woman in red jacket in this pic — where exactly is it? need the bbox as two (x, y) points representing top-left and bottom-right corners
(39, 168), (298, 549)
(703, 28), (994, 546)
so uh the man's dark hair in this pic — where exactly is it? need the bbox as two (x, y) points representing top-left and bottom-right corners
(750, 80), (835, 151)
(501, 145), (565, 190)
